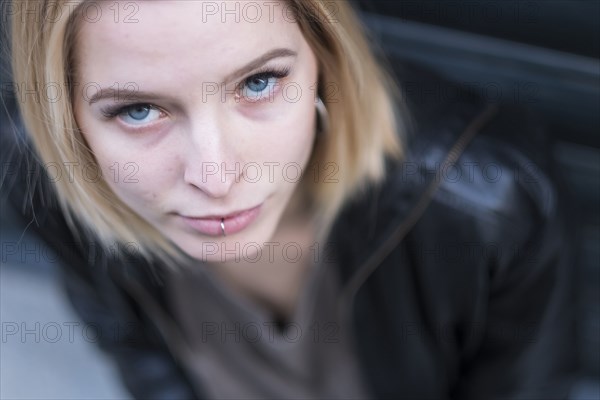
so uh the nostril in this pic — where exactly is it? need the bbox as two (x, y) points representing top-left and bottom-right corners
(183, 161), (242, 199)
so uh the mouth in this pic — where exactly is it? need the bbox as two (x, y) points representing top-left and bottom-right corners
(179, 204), (263, 236)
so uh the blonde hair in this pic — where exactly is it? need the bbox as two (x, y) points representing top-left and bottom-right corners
(9, 0), (404, 269)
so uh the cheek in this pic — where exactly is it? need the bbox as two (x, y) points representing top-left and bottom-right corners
(74, 107), (180, 210)
(86, 136), (180, 211)
(280, 103), (316, 168)
(113, 158), (177, 210)
(246, 99), (316, 169)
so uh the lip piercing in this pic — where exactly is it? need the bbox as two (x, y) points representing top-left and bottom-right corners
(221, 218), (226, 237)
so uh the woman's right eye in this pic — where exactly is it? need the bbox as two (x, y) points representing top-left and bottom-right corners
(119, 104), (164, 125)
(102, 103), (166, 127)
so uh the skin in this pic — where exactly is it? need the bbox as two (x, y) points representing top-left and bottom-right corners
(72, 1), (320, 318)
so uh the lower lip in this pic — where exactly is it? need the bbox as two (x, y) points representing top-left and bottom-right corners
(180, 204), (262, 236)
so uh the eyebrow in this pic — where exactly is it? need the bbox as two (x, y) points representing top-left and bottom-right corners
(87, 88), (169, 105)
(223, 48), (297, 84)
(87, 47), (298, 105)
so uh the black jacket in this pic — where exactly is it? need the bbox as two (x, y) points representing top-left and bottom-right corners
(1, 64), (578, 399)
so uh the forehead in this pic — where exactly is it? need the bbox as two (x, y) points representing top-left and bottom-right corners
(73, 0), (302, 83)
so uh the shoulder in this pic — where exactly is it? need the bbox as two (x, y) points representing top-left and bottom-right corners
(413, 109), (555, 219)
(333, 65), (577, 396)
(333, 79), (564, 266)
(363, 64), (571, 288)
(385, 63), (563, 242)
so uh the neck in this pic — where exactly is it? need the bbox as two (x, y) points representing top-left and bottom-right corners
(204, 197), (318, 320)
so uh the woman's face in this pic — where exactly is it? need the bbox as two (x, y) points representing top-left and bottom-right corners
(73, 1), (319, 262)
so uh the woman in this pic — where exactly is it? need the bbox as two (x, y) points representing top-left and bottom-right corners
(5, 0), (577, 398)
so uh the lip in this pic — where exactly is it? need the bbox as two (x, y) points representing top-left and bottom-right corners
(179, 204), (262, 236)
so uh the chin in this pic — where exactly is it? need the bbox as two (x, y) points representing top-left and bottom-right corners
(178, 239), (265, 264)
(173, 226), (276, 264)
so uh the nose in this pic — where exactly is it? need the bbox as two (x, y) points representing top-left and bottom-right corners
(182, 116), (242, 199)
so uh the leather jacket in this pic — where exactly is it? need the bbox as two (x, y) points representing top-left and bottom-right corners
(1, 62), (578, 399)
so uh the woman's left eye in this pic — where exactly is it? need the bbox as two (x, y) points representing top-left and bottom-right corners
(117, 104), (164, 125)
(238, 68), (290, 102)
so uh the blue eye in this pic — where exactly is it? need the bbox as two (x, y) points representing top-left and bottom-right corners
(247, 76), (270, 92)
(127, 105), (151, 120)
(115, 104), (163, 125)
(241, 73), (278, 101)
(238, 67), (291, 102)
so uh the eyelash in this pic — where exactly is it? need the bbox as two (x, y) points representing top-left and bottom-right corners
(100, 66), (292, 120)
(235, 65), (291, 101)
